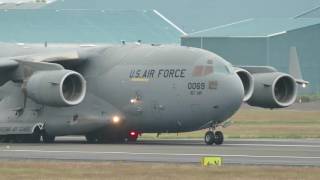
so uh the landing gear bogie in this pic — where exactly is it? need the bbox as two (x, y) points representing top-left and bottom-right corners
(204, 130), (224, 145)
(42, 134), (55, 143)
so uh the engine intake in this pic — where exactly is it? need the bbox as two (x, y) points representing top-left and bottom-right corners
(235, 68), (254, 102)
(26, 70), (86, 106)
(247, 72), (297, 108)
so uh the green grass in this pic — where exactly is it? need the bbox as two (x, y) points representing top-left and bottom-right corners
(299, 94), (320, 102)
(1, 160), (320, 180)
(141, 109), (320, 139)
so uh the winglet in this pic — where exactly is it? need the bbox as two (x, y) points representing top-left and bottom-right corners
(289, 46), (309, 87)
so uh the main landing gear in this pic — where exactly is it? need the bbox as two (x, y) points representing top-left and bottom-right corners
(204, 130), (224, 145)
(0, 128), (54, 143)
(42, 131), (56, 143)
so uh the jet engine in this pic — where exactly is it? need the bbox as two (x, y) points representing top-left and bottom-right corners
(247, 72), (297, 108)
(26, 70), (86, 106)
(234, 68), (254, 101)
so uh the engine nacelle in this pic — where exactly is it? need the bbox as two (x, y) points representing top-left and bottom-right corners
(26, 70), (86, 106)
(234, 68), (254, 102)
(247, 72), (297, 108)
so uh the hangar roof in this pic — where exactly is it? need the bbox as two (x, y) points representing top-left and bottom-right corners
(295, 6), (320, 18)
(0, 0), (50, 9)
(0, 9), (182, 43)
(44, 0), (320, 33)
(184, 18), (320, 38)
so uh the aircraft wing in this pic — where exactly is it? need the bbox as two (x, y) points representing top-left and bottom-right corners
(0, 51), (83, 86)
(23, 51), (80, 63)
(0, 59), (19, 86)
(239, 65), (309, 86)
(238, 66), (278, 74)
(238, 46), (309, 86)
(0, 59), (19, 69)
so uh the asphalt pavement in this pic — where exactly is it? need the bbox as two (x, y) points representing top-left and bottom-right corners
(0, 137), (319, 166)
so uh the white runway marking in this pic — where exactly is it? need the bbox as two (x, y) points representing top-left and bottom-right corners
(2, 149), (320, 160)
(223, 143), (320, 148)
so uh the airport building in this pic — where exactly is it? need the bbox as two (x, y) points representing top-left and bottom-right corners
(295, 6), (320, 18)
(0, 0), (320, 93)
(42, 0), (320, 33)
(0, 9), (182, 44)
(0, 0), (49, 9)
(181, 18), (320, 94)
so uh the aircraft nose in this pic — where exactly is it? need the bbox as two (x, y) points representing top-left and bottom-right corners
(218, 73), (244, 120)
(230, 73), (244, 110)
(231, 73), (245, 105)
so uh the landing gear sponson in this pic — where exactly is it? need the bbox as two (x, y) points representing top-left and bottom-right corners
(0, 130), (56, 143)
(204, 130), (224, 145)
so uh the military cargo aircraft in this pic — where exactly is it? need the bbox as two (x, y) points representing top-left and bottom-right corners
(0, 43), (307, 145)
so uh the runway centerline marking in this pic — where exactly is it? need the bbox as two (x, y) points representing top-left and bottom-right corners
(2, 149), (320, 159)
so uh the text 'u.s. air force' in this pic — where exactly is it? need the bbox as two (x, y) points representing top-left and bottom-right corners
(129, 69), (186, 79)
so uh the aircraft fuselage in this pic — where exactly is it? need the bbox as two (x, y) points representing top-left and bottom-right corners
(0, 43), (244, 138)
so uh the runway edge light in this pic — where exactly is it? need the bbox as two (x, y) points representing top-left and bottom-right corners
(201, 156), (223, 166)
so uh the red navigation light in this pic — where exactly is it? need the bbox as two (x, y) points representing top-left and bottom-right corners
(130, 131), (136, 136)
(127, 130), (142, 142)
(128, 130), (139, 139)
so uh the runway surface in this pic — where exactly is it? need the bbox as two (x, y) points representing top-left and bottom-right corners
(1, 137), (320, 166)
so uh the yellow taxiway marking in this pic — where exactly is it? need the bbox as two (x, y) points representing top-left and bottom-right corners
(201, 156), (223, 166)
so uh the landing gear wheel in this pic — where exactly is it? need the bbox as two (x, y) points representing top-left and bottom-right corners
(28, 132), (41, 143)
(42, 133), (55, 143)
(204, 131), (215, 145)
(214, 131), (224, 145)
(22, 128), (41, 143)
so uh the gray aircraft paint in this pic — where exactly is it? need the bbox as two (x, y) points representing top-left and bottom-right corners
(0, 43), (244, 136)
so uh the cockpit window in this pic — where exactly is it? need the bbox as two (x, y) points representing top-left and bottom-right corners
(213, 61), (231, 74)
(210, 56), (234, 74)
(192, 57), (233, 77)
(192, 65), (213, 77)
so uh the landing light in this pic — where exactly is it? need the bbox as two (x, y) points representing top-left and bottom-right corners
(302, 83), (307, 88)
(130, 99), (137, 104)
(112, 116), (120, 124)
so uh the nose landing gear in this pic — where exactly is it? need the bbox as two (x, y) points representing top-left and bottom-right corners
(204, 130), (224, 145)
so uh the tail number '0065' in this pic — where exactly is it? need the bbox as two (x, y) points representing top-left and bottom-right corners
(187, 82), (206, 90)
